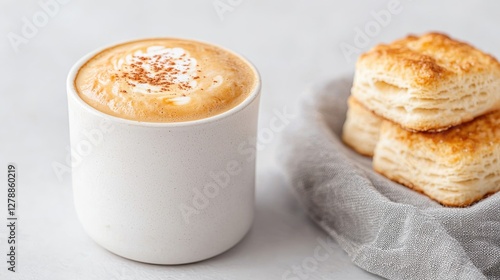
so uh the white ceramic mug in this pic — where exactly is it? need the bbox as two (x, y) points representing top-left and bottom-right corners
(67, 40), (261, 264)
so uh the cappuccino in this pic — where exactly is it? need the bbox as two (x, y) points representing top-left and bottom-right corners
(75, 38), (258, 122)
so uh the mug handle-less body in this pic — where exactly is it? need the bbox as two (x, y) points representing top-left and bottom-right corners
(67, 40), (261, 264)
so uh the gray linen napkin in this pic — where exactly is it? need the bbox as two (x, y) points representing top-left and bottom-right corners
(278, 77), (500, 280)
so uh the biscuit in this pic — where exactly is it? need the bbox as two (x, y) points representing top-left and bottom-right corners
(342, 96), (382, 156)
(373, 111), (500, 206)
(352, 32), (500, 132)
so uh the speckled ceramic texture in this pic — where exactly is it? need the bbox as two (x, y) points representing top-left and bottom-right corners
(67, 40), (261, 265)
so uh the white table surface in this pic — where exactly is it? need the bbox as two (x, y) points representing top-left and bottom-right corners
(1, 0), (500, 279)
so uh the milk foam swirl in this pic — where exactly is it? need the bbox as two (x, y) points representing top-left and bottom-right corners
(75, 38), (257, 122)
(115, 47), (199, 93)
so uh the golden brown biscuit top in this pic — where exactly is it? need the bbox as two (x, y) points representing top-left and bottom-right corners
(358, 32), (500, 88)
(389, 111), (500, 163)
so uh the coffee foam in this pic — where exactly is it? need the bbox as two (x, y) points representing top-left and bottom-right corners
(75, 38), (257, 122)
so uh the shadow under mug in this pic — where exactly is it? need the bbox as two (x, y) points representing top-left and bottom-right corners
(67, 39), (261, 264)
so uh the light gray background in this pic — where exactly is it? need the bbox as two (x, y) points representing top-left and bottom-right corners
(1, 1), (499, 279)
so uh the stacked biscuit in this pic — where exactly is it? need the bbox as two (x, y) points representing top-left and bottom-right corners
(342, 33), (500, 207)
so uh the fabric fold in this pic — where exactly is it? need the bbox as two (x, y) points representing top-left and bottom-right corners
(278, 78), (499, 280)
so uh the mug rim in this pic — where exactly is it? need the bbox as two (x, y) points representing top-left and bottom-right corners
(67, 37), (261, 127)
